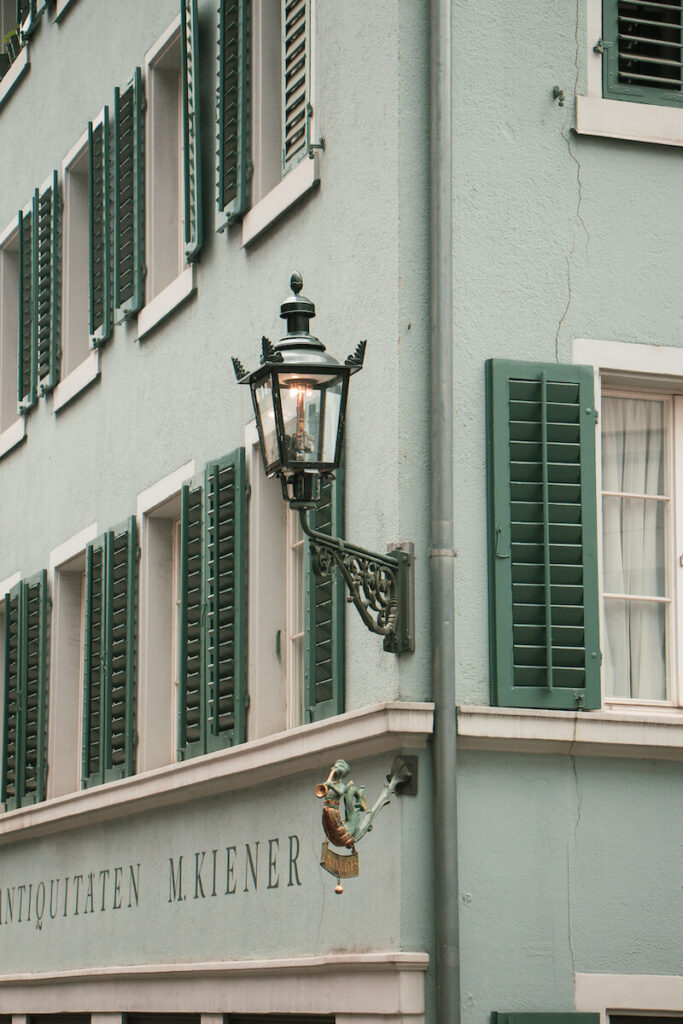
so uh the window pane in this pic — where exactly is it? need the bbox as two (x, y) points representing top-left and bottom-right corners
(602, 496), (666, 597)
(603, 597), (667, 700)
(602, 395), (667, 496)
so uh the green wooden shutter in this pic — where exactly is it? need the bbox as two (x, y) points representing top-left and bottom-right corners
(204, 449), (247, 752)
(216, 0), (251, 231)
(2, 586), (20, 808)
(181, 0), (203, 261)
(114, 67), (145, 322)
(602, 0), (683, 108)
(17, 0), (46, 37)
(82, 519), (137, 788)
(36, 172), (61, 395)
(1, 574), (48, 810)
(88, 108), (112, 347)
(178, 483), (204, 760)
(282, 0), (310, 172)
(305, 469), (344, 722)
(487, 360), (601, 711)
(17, 202), (37, 412)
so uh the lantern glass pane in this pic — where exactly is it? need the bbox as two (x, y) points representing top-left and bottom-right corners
(279, 379), (323, 466)
(322, 378), (344, 462)
(254, 378), (279, 468)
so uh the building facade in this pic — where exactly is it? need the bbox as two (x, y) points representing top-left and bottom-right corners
(0, 1), (682, 1024)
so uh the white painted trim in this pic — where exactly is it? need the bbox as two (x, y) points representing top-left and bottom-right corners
(0, 46), (29, 112)
(0, 702), (433, 844)
(575, 972), (683, 1011)
(137, 460), (195, 517)
(0, 953), (428, 1018)
(458, 704), (683, 760)
(242, 154), (320, 247)
(0, 416), (25, 460)
(574, 337), (683, 377)
(48, 523), (98, 573)
(52, 351), (100, 413)
(54, 0), (79, 21)
(62, 127), (89, 176)
(0, 572), (20, 596)
(144, 13), (182, 67)
(576, 94), (683, 148)
(136, 265), (195, 341)
(0, 215), (18, 250)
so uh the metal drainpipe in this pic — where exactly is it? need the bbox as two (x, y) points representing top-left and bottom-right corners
(430, 0), (460, 1020)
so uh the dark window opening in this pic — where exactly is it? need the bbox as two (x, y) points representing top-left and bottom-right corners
(617, 0), (683, 92)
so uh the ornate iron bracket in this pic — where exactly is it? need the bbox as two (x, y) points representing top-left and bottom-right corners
(299, 510), (414, 654)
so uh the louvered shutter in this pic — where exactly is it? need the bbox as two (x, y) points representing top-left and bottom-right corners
(282, 0), (310, 172)
(178, 483), (204, 759)
(486, 360), (601, 710)
(1, 574), (48, 810)
(181, 0), (203, 261)
(17, 202), (37, 412)
(36, 172), (60, 395)
(18, 0), (46, 37)
(216, 0), (251, 231)
(114, 67), (144, 321)
(88, 109), (112, 347)
(82, 520), (137, 788)
(602, 0), (683, 107)
(204, 449), (247, 752)
(305, 469), (344, 722)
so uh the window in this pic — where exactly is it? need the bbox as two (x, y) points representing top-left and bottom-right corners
(0, 0), (22, 81)
(217, 0), (320, 243)
(61, 134), (91, 376)
(601, 0), (683, 108)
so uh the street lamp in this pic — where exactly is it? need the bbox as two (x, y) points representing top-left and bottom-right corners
(232, 273), (414, 654)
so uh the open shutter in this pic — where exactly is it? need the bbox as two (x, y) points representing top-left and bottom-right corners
(18, 0), (46, 38)
(305, 468), (344, 722)
(106, 518), (137, 780)
(282, 0), (310, 172)
(216, 0), (251, 231)
(486, 360), (601, 711)
(88, 108), (112, 347)
(602, 0), (683, 108)
(204, 449), (247, 752)
(17, 202), (37, 412)
(181, 0), (203, 261)
(114, 67), (144, 321)
(36, 172), (60, 395)
(82, 538), (106, 787)
(178, 483), (204, 759)
(1, 586), (20, 808)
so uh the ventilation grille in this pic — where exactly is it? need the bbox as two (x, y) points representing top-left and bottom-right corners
(617, 0), (683, 91)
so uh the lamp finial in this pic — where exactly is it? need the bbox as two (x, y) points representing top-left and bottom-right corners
(290, 271), (303, 295)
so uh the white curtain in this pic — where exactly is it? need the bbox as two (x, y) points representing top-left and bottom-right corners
(602, 396), (667, 700)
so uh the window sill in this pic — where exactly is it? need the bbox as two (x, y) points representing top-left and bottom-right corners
(52, 351), (100, 413)
(54, 0), (78, 21)
(457, 704), (683, 760)
(0, 46), (29, 112)
(0, 701), (434, 845)
(576, 94), (683, 147)
(242, 155), (320, 247)
(0, 416), (25, 460)
(136, 265), (195, 341)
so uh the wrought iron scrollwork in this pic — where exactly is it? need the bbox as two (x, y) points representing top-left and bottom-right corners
(300, 511), (414, 654)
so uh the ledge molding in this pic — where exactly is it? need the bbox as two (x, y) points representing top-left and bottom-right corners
(576, 94), (683, 147)
(458, 704), (683, 760)
(242, 156), (320, 246)
(0, 46), (29, 111)
(0, 416), (25, 460)
(0, 702), (434, 844)
(52, 352), (100, 413)
(136, 265), (195, 342)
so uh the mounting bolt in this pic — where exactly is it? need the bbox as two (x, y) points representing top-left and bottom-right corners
(553, 86), (566, 107)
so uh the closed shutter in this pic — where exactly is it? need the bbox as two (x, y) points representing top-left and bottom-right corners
(178, 483), (204, 759)
(1, 574), (48, 810)
(181, 0), (203, 261)
(17, 202), (37, 412)
(36, 172), (60, 395)
(204, 449), (247, 751)
(216, 0), (251, 230)
(602, 0), (683, 107)
(114, 67), (144, 322)
(82, 519), (137, 787)
(282, 0), (309, 172)
(305, 468), (344, 722)
(88, 108), (112, 347)
(487, 360), (601, 710)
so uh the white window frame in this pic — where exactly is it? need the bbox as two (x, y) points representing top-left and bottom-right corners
(0, 217), (25, 458)
(577, 0), (683, 147)
(136, 460), (195, 770)
(48, 523), (98, 799)
(242, 0), (320, 246)
(575, 972), (683, 1020)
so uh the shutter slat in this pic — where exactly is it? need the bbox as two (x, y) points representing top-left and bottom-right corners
(282, 0), (310, 171)
(603, 0), (683, 102)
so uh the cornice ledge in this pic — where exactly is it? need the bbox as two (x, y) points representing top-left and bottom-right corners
(0, 702), (434, 844)
(458, 704), (683, 760)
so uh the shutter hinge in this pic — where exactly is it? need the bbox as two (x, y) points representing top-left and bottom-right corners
(136, 545), (142, 562)
(140, 97), (147, 113)
(305, 102), (324, 158)
(595, 409), (599, 425)
(245, 482), (252, 499)
(244, 693), (251, 709)
(593, 38), (611, 53)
